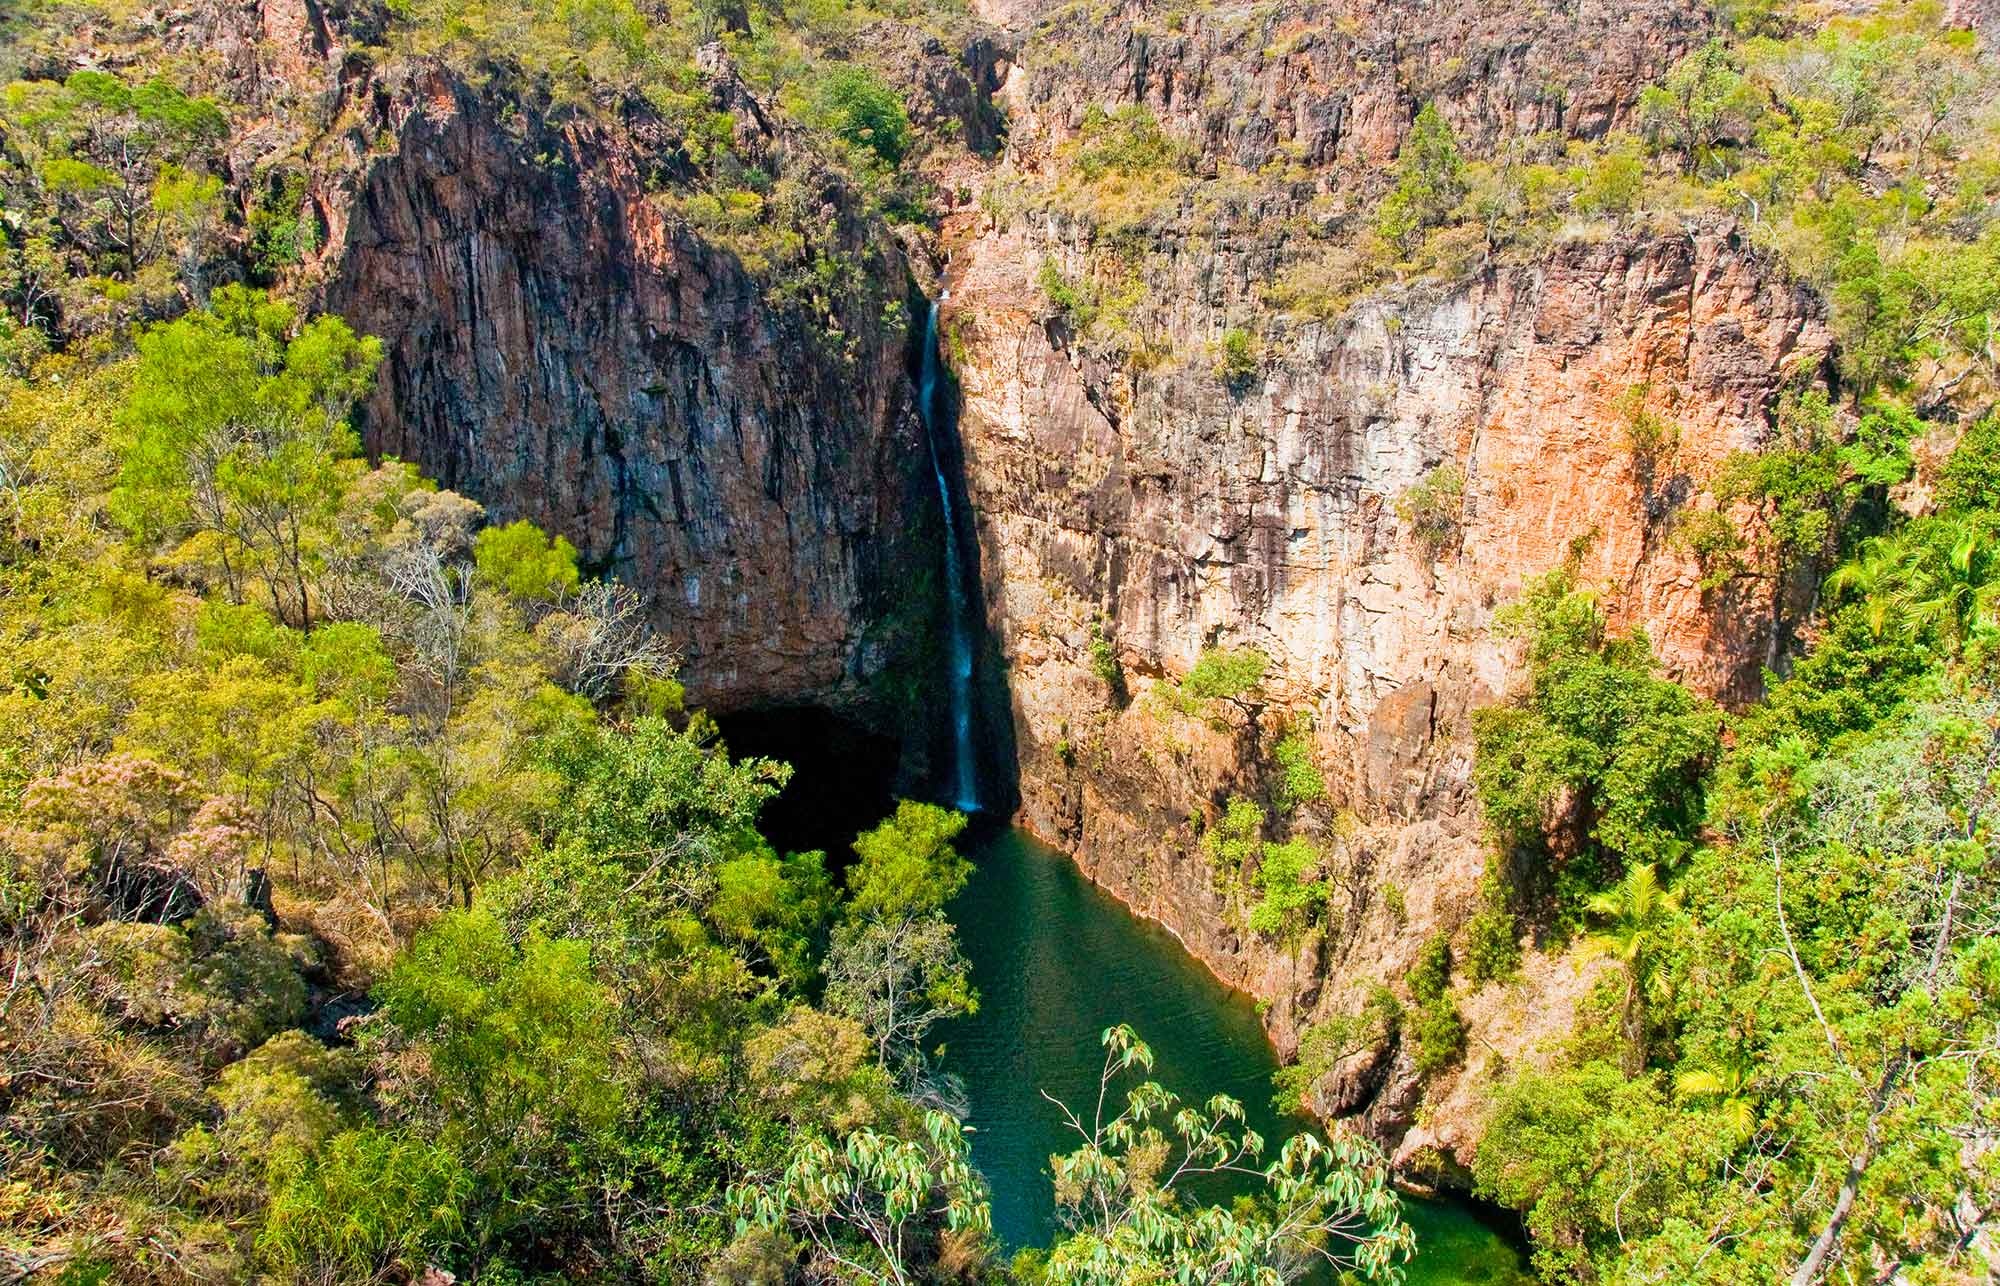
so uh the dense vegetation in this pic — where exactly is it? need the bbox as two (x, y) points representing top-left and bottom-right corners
(1439, 10), (2000, 1282)
(0, 282), (1417, 1280)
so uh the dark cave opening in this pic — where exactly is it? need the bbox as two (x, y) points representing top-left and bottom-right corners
(713, 705), (902, 863)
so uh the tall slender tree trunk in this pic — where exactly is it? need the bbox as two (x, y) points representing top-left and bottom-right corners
(1620, 974), (1646, 1079)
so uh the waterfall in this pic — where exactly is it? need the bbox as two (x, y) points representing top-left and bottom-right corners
(918, 299), (980, 813)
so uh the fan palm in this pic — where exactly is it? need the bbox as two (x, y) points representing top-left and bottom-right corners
(1827, 516), (2000, 646)
(1674, 1055), (1759, 1136)
(1581, 863), (1681, 1077)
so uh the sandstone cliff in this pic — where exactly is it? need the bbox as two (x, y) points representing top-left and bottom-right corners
(314, 66), (944, 727)
(936, 0), (1834, 1169)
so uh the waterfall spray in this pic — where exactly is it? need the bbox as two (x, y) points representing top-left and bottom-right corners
(918, 299), (980, 813)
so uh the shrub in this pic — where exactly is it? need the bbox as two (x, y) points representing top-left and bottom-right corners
(1935, 414), (2000, 515)
(1403, 935), (1467, 1076)
(1273, 986), (1402, 1113)
(259, 1129), (470, 1279)
(1271, 727), (1326, 813)
(1203, 795), (1266, 875)
(248, 172), (318, 279)
(1572, 135), (1646, 217)
(1408, 930), (1453, 1005)
(1396, 463), (1466, 560)
(1180, 647), (1268, 702)
(1087, 625), (1121, 687)
(1214, 327), (1260, 388)
(1616, 384), (1680, 482)
(1263, 242), (1389, 321)
(1035, 258), (1098, 332)
(1074, 105), (1185, 179)
(1463, 899), (1521, 984)
(1410, 998), (1467, 1075)
(1671, 508), (1747, 593)
(474, 519), (582, 601)
(1246, 837), (1327, 944)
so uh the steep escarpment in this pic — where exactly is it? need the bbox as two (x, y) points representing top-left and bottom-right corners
(937, 0), (1835, 1166)
(314, 65), (941, 725)
(948, 218), (1826, 1038)
(3, 0), (966, 745)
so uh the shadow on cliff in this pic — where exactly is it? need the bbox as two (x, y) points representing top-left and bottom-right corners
(906, 279), (1021, 821)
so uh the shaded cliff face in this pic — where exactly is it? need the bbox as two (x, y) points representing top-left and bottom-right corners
(938, 0), (1834, 1164)
(313, 62), (940, 722)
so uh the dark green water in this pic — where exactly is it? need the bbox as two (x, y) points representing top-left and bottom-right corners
(941, 826), (1532, 1284)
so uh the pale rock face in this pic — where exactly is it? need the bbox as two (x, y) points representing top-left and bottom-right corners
(944, 213), (1829, 1161)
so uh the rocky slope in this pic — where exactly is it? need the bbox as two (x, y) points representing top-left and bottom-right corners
(37, 0), (962, 746)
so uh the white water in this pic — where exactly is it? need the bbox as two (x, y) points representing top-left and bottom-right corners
(918, 300), (980, 812)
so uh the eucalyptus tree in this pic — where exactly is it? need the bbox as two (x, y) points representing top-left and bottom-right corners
(1042, 1025), (1414, 1285)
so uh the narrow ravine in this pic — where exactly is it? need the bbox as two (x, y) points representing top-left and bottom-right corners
(942, 826), (1533, 1283)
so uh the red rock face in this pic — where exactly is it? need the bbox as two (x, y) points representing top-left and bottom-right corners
(939, 0), (1836, 1159)
(1001, 0), (1712, 171)
(948, 223), (1826, 1027)
(314, 66), (943, 720)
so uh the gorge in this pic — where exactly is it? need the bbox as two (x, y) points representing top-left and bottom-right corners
(3, 0), (1997, 1279)
(309, 0), (1827, 1169)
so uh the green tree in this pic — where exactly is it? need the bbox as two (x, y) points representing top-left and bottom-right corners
(1579, 862), (1680, 1077)
(372, 909), (626, 1193)
(1043, 1025), (1414, 1284)
(541, 714), (788, 859)
(824, 912), (977, 1096)
(1376, 104), (1468, 255)
(845, 800), (972, 919)
(711, 841), (837, 992)
(1202, 794), (1266, 876)
(811, 65), (912, 167)
(1473, 1062), (1710, 1282)
(1473, 570), (1721, 912)
(1826, 513), (2000, 649)
(473, 517), (580, 601)
(9, 71), (228, 281)
(1183, 647), (1268, 702)
(111, 288), (381, 626)
(1248, 838), (1327, 958)
(1639, 41), (1752, 176)
(726, 1109), (992, 1283)
(1271, 724), (1326, 813)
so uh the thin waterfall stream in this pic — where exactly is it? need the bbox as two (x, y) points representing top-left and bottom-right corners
(918, 298), (980, 812)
